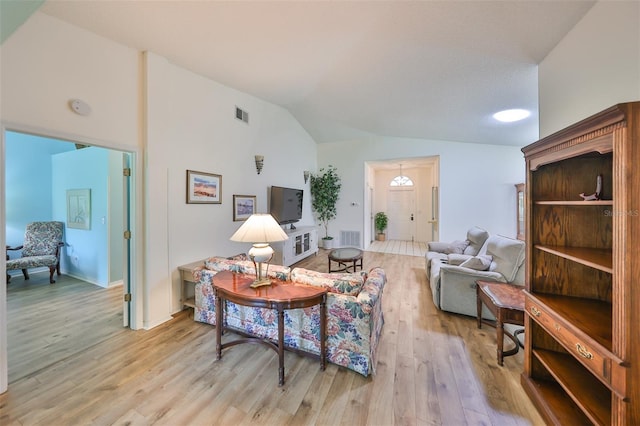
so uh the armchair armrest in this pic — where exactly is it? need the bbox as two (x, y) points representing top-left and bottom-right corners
(427, 241), (449, 253)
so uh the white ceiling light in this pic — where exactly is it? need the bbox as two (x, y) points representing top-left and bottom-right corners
(493, 109), (530, 123)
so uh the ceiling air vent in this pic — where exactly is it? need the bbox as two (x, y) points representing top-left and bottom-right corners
(235, 106), (249, 124)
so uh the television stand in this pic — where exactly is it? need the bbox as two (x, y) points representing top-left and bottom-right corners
(289, 223), (296, 230)
(272, 226), (318, 267)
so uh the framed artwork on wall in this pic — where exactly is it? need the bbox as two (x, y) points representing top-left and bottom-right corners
(233, 195), (256, 221)
(67, 188), (91, 230)
(186, 170), (222, 204)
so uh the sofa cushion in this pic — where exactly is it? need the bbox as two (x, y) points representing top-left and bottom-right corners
(446, 253), (472, 266)
(291, 268), (366, 296)
(486, 236), (526, 282)
(444, 240), (469, 254)
(204, 257), (290, 281)
(460, 255), (493, 271)
(463, 227), (490, 255)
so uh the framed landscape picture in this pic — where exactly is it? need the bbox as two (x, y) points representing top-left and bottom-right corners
(67, 188), (91, 230)
(186, 170), (221, 204)
(233, 195), (256, 221)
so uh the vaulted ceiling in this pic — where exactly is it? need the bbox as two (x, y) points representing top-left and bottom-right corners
(34, 1), (595, 146)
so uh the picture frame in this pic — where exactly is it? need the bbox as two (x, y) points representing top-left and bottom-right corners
(233, 195), (256, 221)
(186, 170), (222, 204)
(67, 188), (91, 230)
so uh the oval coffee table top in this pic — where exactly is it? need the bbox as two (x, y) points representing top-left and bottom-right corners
(329, 247), (363, 261)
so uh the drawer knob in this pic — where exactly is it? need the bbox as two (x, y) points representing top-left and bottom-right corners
(530, 306), (541, 317)
(576, 343), (593, 359)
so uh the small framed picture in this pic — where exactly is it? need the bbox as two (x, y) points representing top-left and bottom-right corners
(233, 195), (256, 221)
(186, 170), (222, 204)
(67, 188), (91, 230)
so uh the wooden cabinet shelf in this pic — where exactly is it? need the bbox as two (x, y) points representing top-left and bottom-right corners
(534, 245), (612, 273)
(522, 102), (640, 425)
(521, 375), (592, 425)
(534, 349), (611, 426)
(534, 200), (613, 206)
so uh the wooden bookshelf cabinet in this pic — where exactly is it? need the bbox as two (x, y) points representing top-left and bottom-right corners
(521, 102), (640, 425)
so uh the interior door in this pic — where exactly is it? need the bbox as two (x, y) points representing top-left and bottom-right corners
(387, 189), (416, 240)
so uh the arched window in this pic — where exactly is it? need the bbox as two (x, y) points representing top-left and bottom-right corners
(390, 175), (414, 186)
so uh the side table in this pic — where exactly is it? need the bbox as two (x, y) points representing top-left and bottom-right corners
(476, 280), (525, 366)
(213, 270), (327, 386)
(178, 259), (206, 310)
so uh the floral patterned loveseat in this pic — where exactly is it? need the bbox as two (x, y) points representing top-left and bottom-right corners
(192, 256), (387, 376)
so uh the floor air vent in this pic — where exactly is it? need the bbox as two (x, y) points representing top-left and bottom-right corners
(340, 230), (360, 247)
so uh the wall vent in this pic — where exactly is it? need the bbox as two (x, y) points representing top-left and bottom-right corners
(235, 106), (249, 124)
(340, 230), (361, 247)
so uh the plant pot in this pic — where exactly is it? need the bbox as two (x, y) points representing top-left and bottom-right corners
(376, 233), (386, 241)
(323, 238), (334, 249)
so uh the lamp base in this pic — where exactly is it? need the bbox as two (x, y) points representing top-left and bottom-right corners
(250, 277), (273, 288)
(248, 243), (274, 288)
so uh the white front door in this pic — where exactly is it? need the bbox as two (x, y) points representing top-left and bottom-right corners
(387, 189), (416, 240)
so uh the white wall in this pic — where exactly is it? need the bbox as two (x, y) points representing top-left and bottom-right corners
(144, 52), (317, 319)
(539, 1), (640, 137)
(318, 136), (525, 244)
(0, 13), (139, 148)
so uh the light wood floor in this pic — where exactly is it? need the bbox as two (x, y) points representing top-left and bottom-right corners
(1, 251), (544, 425)
(366, 240), (427, 257)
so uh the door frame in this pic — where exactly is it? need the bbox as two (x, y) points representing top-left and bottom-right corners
(365, 156), (440, 246)
(1, 121), (140, 394)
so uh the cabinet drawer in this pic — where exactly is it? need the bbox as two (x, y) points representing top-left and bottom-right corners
(526, 295), (626, 399)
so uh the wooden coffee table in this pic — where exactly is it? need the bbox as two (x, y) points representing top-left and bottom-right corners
(212, 270), (327, 386)
(328, 247), (363, 273)
(476, 280), (525, 366)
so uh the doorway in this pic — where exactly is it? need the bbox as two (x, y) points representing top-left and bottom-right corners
(2, 128), (135, 384)
(365, 156), (439, 248)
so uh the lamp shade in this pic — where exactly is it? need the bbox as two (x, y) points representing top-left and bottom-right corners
(230, 213), (288, 243)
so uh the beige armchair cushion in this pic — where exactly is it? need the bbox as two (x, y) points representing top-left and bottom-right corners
(463, 226), (490, 255)
(486, 236), (525, 282)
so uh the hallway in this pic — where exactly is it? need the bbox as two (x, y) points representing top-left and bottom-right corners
(366, 239), (427, 257)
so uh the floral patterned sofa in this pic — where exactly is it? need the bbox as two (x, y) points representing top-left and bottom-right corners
(192, 256), (387, 376)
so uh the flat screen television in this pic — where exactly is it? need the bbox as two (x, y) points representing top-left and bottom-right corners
(270, 186), (303, 225)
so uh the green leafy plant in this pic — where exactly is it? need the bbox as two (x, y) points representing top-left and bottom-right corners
(309, 165), (342, 239)
(375, 212), (388, 234)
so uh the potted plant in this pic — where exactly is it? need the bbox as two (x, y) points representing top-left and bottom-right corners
(375, 212), (388, 241)
(309, 165), (341, 249)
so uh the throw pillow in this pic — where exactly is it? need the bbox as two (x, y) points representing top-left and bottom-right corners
(444, 240), (469, 254)
(460, 255), (493, 271)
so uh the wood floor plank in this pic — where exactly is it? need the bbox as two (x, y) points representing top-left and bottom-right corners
(1, 250), (545, 425)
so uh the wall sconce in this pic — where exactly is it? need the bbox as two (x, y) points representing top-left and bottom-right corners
(254, 155), (264, 174)
(304, 170), (310, 183)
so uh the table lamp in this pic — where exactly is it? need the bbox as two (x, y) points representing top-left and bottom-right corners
(230, 213), (289, 288)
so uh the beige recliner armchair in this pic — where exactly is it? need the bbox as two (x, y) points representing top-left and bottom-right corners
(427, 232), (525, 318)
